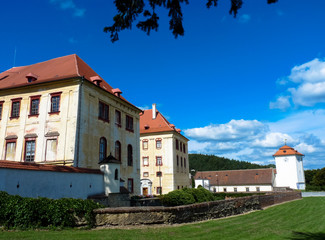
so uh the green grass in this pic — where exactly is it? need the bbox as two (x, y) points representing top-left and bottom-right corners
(1, 197), (325, 240)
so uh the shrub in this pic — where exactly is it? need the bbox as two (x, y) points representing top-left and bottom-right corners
(159, 189), (195, 206)
(182, 186), (215, 203)
(0, 191), (103, 229)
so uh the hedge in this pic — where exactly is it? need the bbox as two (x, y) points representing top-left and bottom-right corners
(0, 191), (103, 229)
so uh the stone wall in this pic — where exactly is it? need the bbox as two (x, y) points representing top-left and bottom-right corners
(94, 191), (301, 226)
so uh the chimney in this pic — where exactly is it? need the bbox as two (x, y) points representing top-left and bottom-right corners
(152, 103), (156, 119)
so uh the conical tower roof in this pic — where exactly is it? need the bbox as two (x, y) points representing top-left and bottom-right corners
(273, 145), (304, 157)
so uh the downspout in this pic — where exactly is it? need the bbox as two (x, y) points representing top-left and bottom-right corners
(75, 77), (84, 167)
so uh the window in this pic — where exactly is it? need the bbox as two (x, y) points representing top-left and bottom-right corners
(246, 187), (250, 192)
(5, 140), (16, 161)
(25, 140), (36, 162)
(181, 157), (183, 167)
(157, 187), (162, 195)
(115, 110), (121, 127)
(98, 101), (109, 122)
(177, 155), (179, 166)
(128, 178), (134, 193)
(183, 143), (186, 153)
(11, 98), (22, 118)
(29, 95), (40, 116)
(0, 101), (3, 120)
(45, 139), (57, 161)
(156, 156), (162, 166)
(256, 187), (260, 192)
(143, 172), (149, 177)
(223, 188), (227, 192)
(99, 137), (107, 162)
(127, 144), (133, 166)
(156, 139), (162, 149)
(115, 141), (121, 162)
(115, 169), (118, 180)
(126, 115), (134, 131)
(50, 92), (61, 113)
(176, 139), (179, 150)
(180, 142), (182, 152)
(142, 139), (148, 150)
(143, 156), (149, 166)
(184, 158), (186, 168)
(234, 187), (238, 192)
(156, 171), (162, 177)
(213, 188), (216, 193)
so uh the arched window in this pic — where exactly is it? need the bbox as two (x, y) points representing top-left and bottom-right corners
(99, 137), (107, 161)
(127, 144), (133, 166)
(115, 140), (121, 162)
(114, 169), (118, 180)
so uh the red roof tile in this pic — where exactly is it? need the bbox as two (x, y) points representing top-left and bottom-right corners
(0, 160), (103, 174)
(273, 145), (304, 157)
(140, 109), (188, 140)
(0, 54), (137, 108)
(195, 168), (275, 186)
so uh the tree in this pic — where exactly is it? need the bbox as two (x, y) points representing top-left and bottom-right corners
(105, 0), (278, 42)
(312, 167), (325, 187)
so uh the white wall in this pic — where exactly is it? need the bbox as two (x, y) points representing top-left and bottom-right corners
(211, 185), (273, 193)
(275, 155), (305, 190)
(0, 168), (104, 199)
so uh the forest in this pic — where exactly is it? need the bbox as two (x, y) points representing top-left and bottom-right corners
(189, 153), (275, 172)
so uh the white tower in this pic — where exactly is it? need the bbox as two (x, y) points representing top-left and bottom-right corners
(273, 145), (305, 190)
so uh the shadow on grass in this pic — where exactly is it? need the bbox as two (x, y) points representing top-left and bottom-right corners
(289, 231), (325, 240)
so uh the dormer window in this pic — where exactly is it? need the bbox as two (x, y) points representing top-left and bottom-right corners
(26, 73), (38, 83)
(90, 76), (102, 86)
(112, 88), (122, 97)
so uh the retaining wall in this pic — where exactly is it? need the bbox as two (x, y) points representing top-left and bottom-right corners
(94, 191), (301, 226)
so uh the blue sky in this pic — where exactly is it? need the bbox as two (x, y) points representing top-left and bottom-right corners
(1, 0), (325, 169)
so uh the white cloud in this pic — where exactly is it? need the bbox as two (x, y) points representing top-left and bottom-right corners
(239, 14), (251, 23)
(184, 119), (267, 142)
(137, 105), (150, 110)
(289, 58), (325, 83)
(270, 58), (325, 109)
(50, 0), (85, 17)
(253, 132), (294, 148)
(289, 82), (325, 106)
(269, 96), (291, 110)
(185, 110), (325, 168)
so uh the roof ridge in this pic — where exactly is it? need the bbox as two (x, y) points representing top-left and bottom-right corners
(73, 54), (81, 77)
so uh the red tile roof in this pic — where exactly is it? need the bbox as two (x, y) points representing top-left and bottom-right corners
(140, 109), (188, 140)
(0, 160), (103, 174)
(273, 145), (304, 157)
(0, 54), (136, 108)
(195, 168), (275, 186)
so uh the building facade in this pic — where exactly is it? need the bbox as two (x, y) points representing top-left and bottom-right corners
(139, 104), (190, 195)
(273, 145), (306, 190)
(195, 168), (276, 193)
(0, 54), (141, 194)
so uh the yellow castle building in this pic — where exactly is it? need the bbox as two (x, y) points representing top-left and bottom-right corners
(139, 104), (190, 195)
(0, 54), (141, 194)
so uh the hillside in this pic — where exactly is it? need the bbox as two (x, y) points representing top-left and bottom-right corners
(189, 153), (275, 172)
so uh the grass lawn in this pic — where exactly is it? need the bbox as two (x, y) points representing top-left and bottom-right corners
(1, 197), (324, 240)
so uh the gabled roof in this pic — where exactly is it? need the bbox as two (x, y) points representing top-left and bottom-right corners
(195, 168), (275, 186)
(0, 160), (103, 174)
(273, 145), (304, 157)
(140, 109), (188, 140)
(0, 54), (137, 108)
